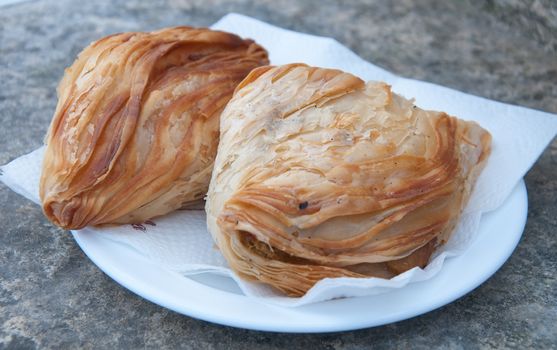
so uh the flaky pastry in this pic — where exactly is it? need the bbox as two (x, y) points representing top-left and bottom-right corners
(206, 64), (491, 296)
(40, 27), (268, 229)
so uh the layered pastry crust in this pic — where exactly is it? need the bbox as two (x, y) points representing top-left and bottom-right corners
(206, 64), (491, 296)
(40, 27), (269, 229)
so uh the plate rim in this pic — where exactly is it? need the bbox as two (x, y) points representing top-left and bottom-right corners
(72, 180), (528, 333)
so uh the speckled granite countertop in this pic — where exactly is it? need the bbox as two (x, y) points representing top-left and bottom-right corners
(1, 0), (556, 348)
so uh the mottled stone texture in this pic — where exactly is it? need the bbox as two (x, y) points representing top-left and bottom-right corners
(484, 0), (557, 53)
(0, 0), (556, 348)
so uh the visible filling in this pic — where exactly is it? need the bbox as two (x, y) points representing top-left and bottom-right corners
(240, 230), (438, 277)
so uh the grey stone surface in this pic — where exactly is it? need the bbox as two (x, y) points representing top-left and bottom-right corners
(0, 0), (555, 348)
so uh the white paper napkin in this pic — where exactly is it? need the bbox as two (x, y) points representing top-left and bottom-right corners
(1, 13), (556, 307)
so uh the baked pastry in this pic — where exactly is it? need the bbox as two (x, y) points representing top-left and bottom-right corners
(40, 27), (268, 229)
(206, 64), (491, 296)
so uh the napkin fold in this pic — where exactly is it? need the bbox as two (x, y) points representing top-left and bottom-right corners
(1, 13), (556, 307)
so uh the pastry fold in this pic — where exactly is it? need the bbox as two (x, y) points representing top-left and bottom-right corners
(206, 64), (491, 296)
(40, 27), (268, 229)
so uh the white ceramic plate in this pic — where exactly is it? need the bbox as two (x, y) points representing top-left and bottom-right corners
(72, 180), (527, 333)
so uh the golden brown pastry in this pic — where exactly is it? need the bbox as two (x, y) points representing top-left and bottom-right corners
(40, 27), (268, 229)
(206, 64), (491, 296)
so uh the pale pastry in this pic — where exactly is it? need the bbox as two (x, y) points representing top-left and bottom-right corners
(40, 27), (269, 229)
(206, 64), (491, 296)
